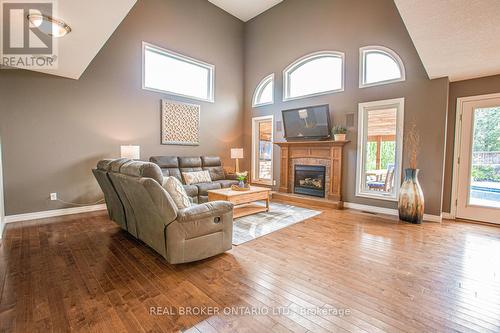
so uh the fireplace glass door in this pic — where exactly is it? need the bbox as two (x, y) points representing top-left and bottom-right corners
(294, 165), (326, 198)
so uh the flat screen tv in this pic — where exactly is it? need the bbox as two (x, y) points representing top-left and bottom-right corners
(282, 104), (331, 140)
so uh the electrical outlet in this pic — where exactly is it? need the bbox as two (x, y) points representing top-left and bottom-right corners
(50, 193), (57, 201)
(273, 180), (277, 186)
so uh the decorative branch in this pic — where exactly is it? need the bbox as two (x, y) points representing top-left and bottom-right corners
(405, 121), (421, 169)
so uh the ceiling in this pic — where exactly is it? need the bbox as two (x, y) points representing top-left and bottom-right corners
(208, 0), (283, 22)
(367, 109), (397, 137)
(4, 0), (499, 82)
(0, 0), (137, 79)
(259, 121), (273, 141)
(395, 0), (500, 82)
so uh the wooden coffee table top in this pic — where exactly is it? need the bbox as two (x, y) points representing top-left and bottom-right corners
(207, 185), (270, 198)
(208, 186), (271, 218)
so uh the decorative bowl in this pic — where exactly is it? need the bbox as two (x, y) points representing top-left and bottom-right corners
(231, 184), (251, 191)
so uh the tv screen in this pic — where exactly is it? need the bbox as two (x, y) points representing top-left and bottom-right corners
(282, 105), (331, 140)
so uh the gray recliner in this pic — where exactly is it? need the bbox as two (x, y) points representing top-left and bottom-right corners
(102, 160), (233, 264)
(92, 158), (130, 230)
(108, 159), (140, 237)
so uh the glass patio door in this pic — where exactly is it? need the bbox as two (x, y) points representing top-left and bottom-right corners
(456, 95), (500, 224)
(251, 116), (274, 184)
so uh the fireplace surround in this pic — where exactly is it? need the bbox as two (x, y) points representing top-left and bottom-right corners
(274, 140), (348, 208)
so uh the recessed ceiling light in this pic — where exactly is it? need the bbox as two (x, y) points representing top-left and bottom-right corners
(27, 14), (71, 38)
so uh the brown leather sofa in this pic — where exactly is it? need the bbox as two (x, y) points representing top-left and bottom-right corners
(93, 159), (234, 264)
(149, 156), (238, 203)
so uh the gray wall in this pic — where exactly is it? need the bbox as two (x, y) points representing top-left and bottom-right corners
(0, 0), (244, 215)
(442, 74), (500, 213)
(0, 0), (462, 217)
(243, 0), (449, 216)
(0, 135), (4, 236)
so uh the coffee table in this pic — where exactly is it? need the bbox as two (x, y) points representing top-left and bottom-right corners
(207, 186), (271, 218)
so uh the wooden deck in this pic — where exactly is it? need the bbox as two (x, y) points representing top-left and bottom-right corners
(1, 203), (500, 332)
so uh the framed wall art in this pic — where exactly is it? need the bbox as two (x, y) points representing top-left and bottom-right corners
(161, 99), (200, 146)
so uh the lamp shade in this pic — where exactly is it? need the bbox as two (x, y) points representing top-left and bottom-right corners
(121, 145), (140, 160)
(298, 109), (308, 119)
(231, 148), (244, 159)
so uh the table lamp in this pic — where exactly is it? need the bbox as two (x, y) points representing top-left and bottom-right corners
(231, 148), (244, 173)
(121, 145), (140, 160)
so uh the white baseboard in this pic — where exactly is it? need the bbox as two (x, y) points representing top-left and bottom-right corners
(442, 212), (455, 220)
(344, 202), (397, 216)
(344, 202), (442, 223)
(4, 204), (107, 224)
(423, 214), (442, 223)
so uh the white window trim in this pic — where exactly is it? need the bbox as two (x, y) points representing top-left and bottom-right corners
(355, 98), (405, 201)
(283, 51), (345, 102)
(251, 115), (274, 185)
(252, 74), (274, 107)
(142, 41), (215, 103)
(359, 46), (406, 88)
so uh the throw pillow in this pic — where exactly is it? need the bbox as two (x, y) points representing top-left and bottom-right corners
(163, 176), (191, 209)
(182, 170), (212, 185)
(205, 166), (225, 181)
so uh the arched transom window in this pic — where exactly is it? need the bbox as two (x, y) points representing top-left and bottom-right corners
(283, 51), (344, 101)
(252, 74), (274, 107)
(360, 46), (405, 87)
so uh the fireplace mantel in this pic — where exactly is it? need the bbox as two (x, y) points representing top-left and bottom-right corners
(274, 140), (349, 208)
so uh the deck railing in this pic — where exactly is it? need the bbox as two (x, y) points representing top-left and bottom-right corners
(473, 151), (500, 165)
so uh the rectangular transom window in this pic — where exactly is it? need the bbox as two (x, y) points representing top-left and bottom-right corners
(356, 98), (404, 201)
(142, 42), (214, 102)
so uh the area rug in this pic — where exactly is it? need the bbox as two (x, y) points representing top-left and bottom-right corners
(232, 202), (322, 245)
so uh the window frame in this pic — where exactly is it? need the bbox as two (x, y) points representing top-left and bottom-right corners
(355, 98), (405, 201)
(142, 41), (215, 103)
(252, 73), (274, 107)
(359, 46), (406, 88)
(283, 51), (345, 102)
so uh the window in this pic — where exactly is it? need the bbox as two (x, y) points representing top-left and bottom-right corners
(283, 51), (344, 101)
(356, 98), (404, 201)
(251, 116), (274, 184)
(142, 42), (214, 102)
(359, 46), (405, 88)
(252, 74), (274, 107)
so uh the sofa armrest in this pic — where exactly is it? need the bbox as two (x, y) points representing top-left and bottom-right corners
(176, 201), (233, 223)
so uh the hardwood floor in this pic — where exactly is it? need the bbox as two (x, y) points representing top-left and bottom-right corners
(1, 203), (500, 332)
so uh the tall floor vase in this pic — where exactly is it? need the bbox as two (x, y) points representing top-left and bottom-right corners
(398, 168), (424, 224)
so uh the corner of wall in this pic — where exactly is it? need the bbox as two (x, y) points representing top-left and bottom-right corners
(439, 77), (451, 214)
(0, 215), (4, 240)
(0, 136), (4, 239)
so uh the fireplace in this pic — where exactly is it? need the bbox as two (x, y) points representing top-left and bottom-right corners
(294, 165), (326, 198)
(274, 140), (347, 208)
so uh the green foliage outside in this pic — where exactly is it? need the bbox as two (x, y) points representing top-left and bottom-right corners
(365, 141), (396, 170)
(471, 107), (500, 182)
(473, 107), (500, 152)
(472, 166), (500, 182)
(366, 142), (376, 170)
